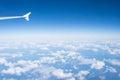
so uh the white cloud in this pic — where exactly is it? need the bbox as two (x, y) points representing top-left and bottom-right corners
(108, 49), (120, 55)
(2, 78), (16, 80)
(67, 77), (75, 80)
(29, 50), (37, 54)
(105, 66), (117, 73)
(32, 67), (74, 80)
(64, 44), (77, 50)
(0, 40), (119, 80)
(2, 67), (22, 75)
(91, 59), (105, 69)
(106, 59), (120, 66)
(68, 51), (76, 57)
(92, 48), (99, 52)
(35, 43), (50, 51)
(77, 56), (105, 69)
(40, 47), (49, 50)
(99, 76), (106, 80)
(4, 62), (15, 67)
(51, 50), (64, 59)
(39, 57), (56, 63)
(0, 53), (23, 58)
(52, 69), (73, 79)
(0, 58), (7, 64)
(17, 60), (38, 69)
(77, 70), (89, 80)
(2, 60), (38, 75)
(0, 46), (7, 50)
(0, 42), (20, 50)
(77, 56), (93, 65)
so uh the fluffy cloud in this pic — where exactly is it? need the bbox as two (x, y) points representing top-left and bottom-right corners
(106, 59), (120, 66)
(39, 57), (56, 63)
(77, 70), (89, 80)
(0, 40), (119, 80)
(77, 56), (105, 69)
(108, 49), (120, 55)
(67, 77), (75, 80)
(99, 76), (106, 80)
(0, 46), (8, 50)
(52, 69), (73, 79)
(2, 67), (23, 75)
(105, 66), (117, 73)
(68, 51), (76, 57)
(2, 60), (38, 75)
(0, 58), (7, 64)
(2, 78), (16, 80)
(91, 59), (105, 69)
(0, 53), (23, 58)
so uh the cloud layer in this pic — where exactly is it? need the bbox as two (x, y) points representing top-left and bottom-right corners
(0, 40), (120, 80)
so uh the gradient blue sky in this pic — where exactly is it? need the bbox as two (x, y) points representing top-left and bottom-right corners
(0, 0), (120, 39)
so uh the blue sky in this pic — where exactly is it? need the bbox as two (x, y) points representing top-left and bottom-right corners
(0, 0), (120, 39)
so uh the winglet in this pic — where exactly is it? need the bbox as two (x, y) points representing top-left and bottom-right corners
(23, 12), (31, 21)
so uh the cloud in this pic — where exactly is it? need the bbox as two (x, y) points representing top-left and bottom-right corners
(105, 66), (117, 73)
(0, 40), (119, 80)
(32, 67), (74, 80)
(67, 77), (75, 80)
(40, 47), (49, 50)
(99, 76), (106, 80)
(0, 58), (7, 64)
(68, 51), (76, 57)
(2, 60), (38, 75)
(0, 53), (23, 58)
(0, 46), (7, 50)
(91, 59), (105, 69)
(0, 42), (19, 50)
(106, 59), (120, 66)
(2, 78), (16, 80)
(2, 67), (23, 75)
(77, 56), (105, 69)
(52, 69), (73, 79)
(0, 58), (15, 67)
(77, 70), (89, 80)
(108, 49), (120, 55)
(39, 57), (56, 63)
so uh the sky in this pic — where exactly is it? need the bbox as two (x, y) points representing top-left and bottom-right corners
(0, 0), (120, 40)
